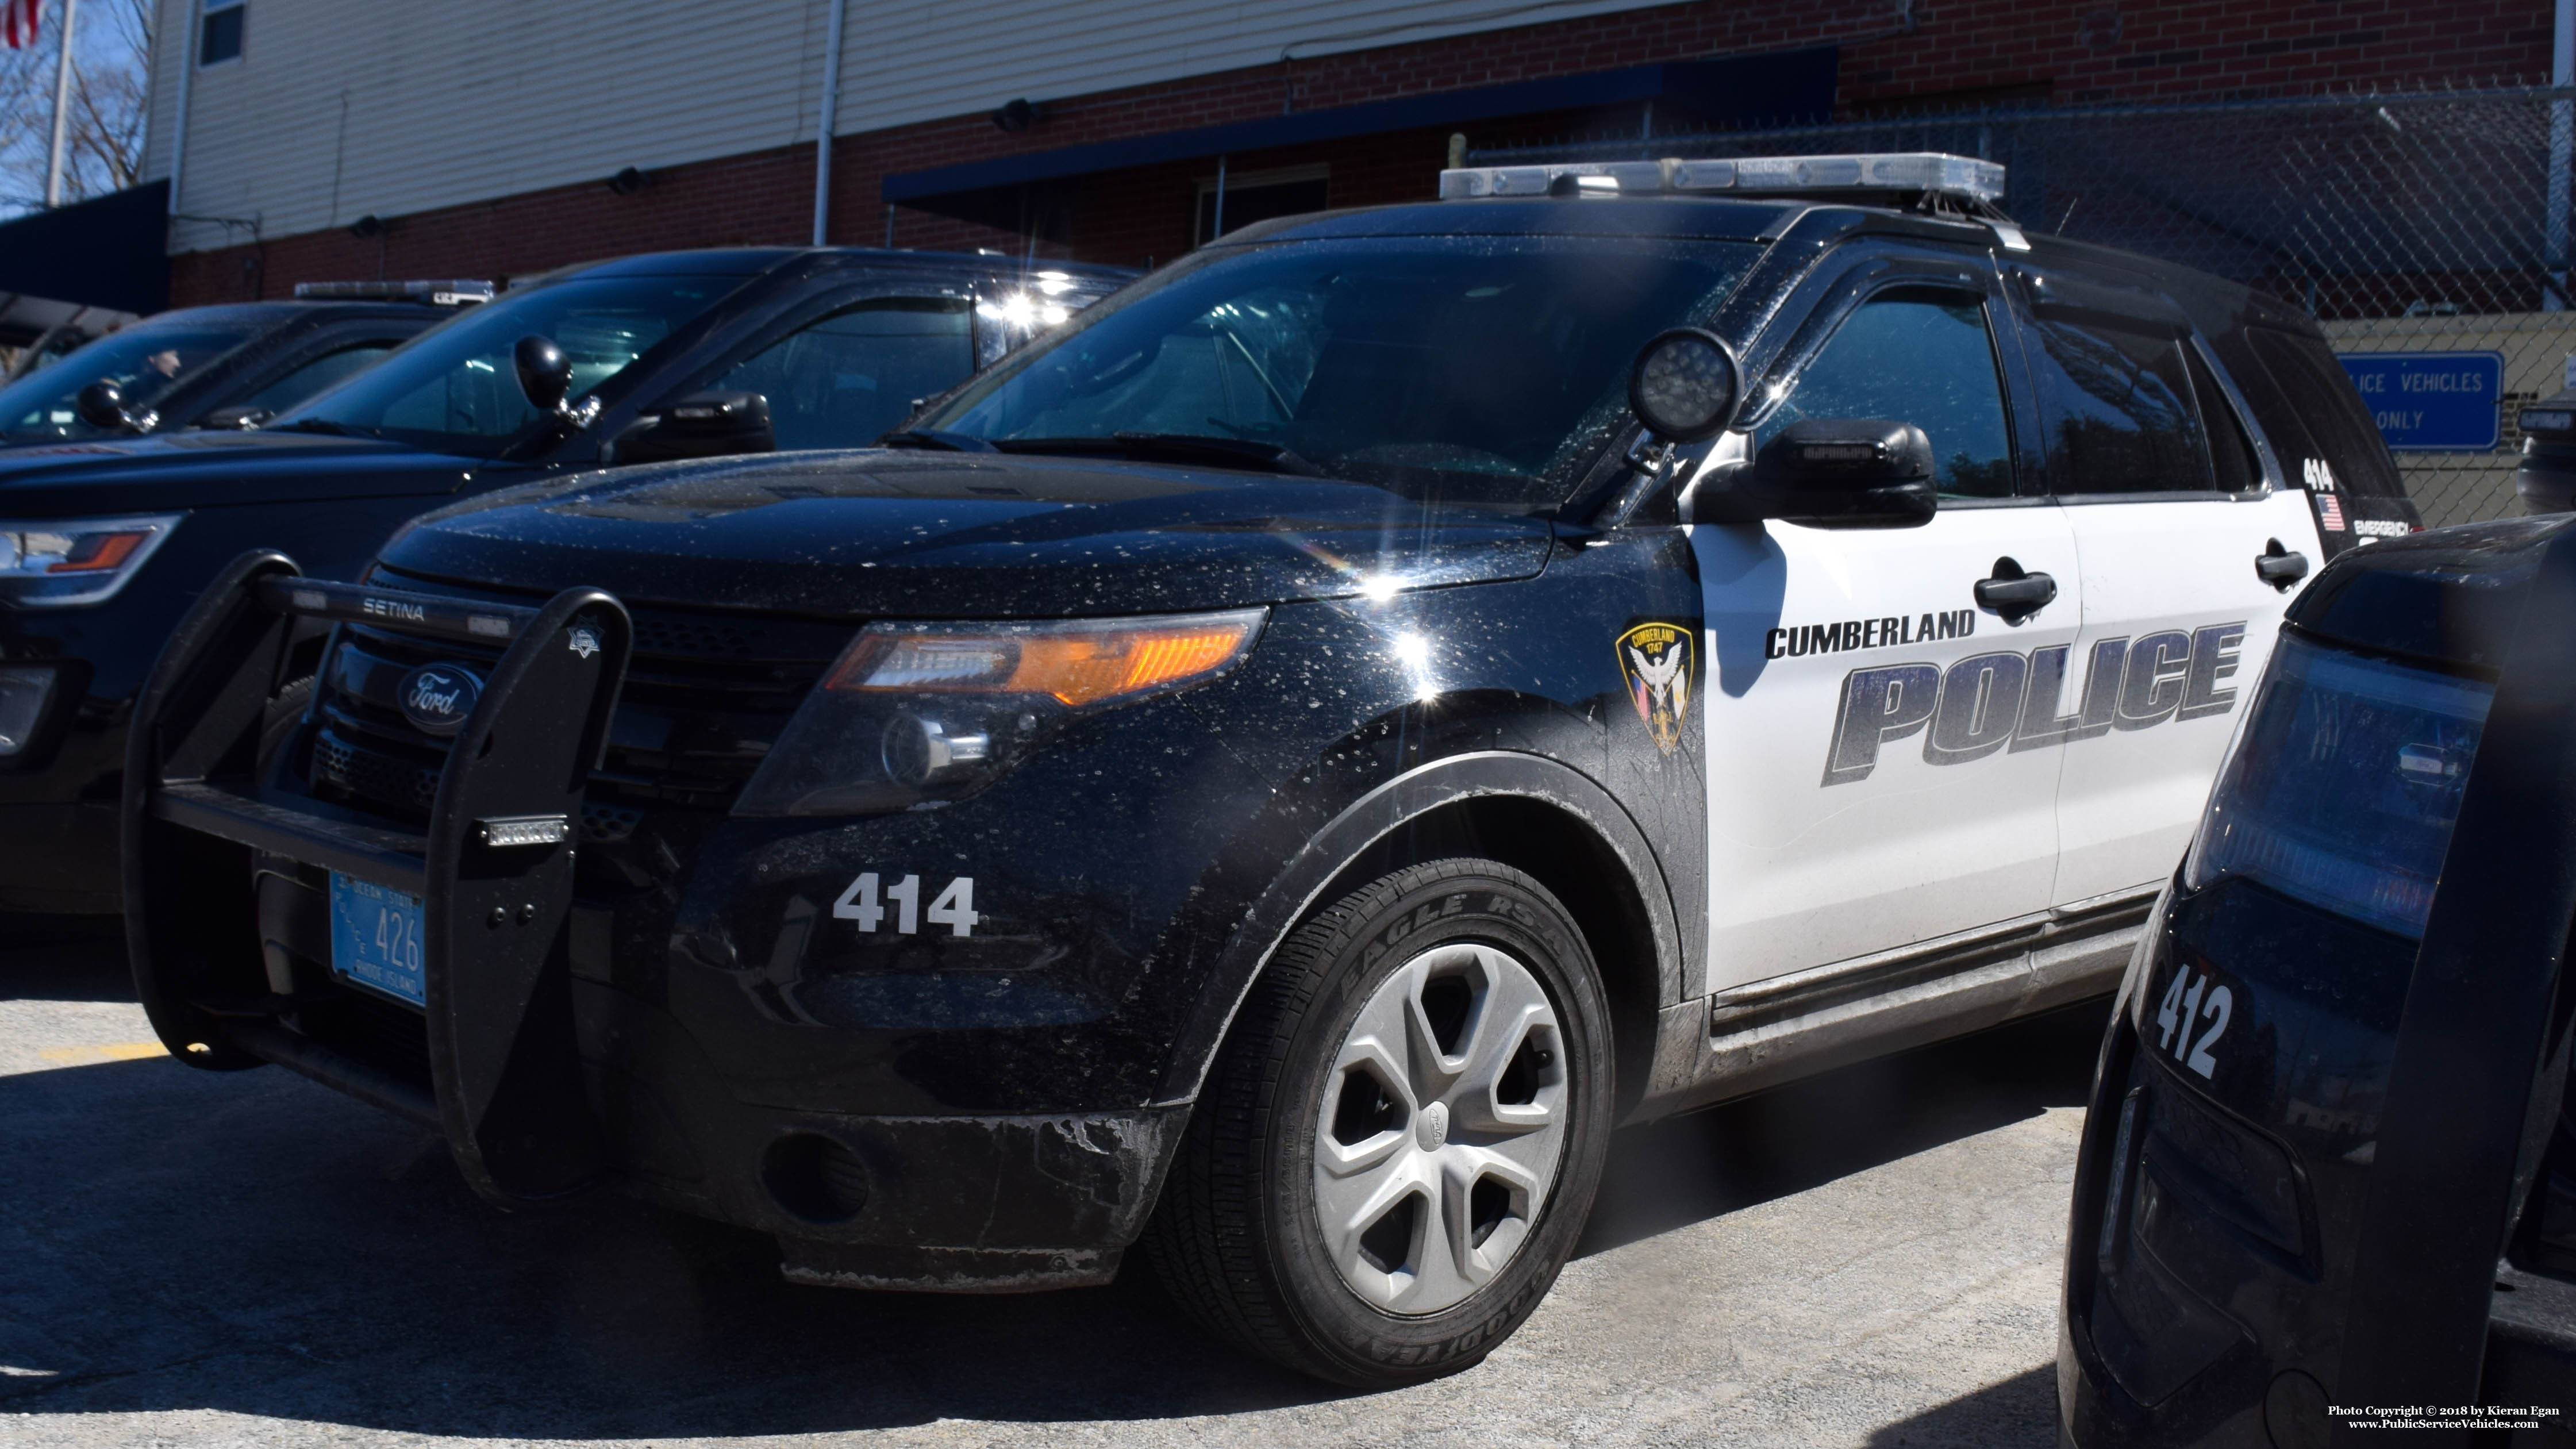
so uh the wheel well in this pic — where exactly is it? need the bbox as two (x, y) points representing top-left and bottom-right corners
(1316, 795), (1664, 1120)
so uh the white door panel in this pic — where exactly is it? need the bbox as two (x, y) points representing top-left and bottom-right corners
(2050, 490), (2321, 902)
(1694, 505), (2080, 992)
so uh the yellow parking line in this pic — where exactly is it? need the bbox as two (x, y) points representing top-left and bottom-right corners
(36, 1041), (167, 1064)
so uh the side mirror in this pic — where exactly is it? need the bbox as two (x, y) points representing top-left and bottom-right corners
(513, 335), (573, 414)
(1628, 328), (1741, 443)
(1748, 418), (1937, 528)
(76, 379), (154, 434)
(609, 391), (775, 466)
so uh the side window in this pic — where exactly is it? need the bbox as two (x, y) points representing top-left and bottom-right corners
(2025, 314), (2214, 494)
(1753, 286), (2016, 498)
(234, 343), (395, 416)
(2185, 345), (2263, 493)
(2239, 326), (2408, 498)
(710, 298), (973, 450)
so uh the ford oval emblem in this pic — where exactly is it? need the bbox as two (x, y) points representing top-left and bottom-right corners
(397, 663), (483, 738)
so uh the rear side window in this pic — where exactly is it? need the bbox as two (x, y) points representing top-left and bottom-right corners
(236, 342), (395, 416)
(2186, 347), (2263, 493)
(710, 297), (974, 450)
(2236, 328), (2406, 498)
(2025, 315), (2214, 494)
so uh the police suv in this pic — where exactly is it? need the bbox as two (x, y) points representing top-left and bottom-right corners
(125, 154), (2416, 1386)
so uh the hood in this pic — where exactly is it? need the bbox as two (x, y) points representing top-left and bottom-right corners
(0, 429), (475, 515)
(379, 450), (1558, 617)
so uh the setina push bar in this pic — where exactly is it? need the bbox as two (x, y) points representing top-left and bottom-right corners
(120, 548), (633, 1205)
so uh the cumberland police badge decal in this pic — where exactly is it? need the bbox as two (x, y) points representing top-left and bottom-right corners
(1617, 621), (1694, 756)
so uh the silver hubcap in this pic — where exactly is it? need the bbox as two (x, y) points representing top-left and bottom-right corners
(1310, 941), (1568, 1315)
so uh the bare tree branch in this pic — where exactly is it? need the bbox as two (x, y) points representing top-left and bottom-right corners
(0, 0), (153, 216)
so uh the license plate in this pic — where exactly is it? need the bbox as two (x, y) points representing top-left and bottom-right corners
(328, 872), (426, 1008)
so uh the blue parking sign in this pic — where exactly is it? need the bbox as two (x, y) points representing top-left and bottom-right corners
(2337, 351), (2504, 451)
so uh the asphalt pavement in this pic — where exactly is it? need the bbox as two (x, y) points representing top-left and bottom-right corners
(1, 917), (2102, 1447)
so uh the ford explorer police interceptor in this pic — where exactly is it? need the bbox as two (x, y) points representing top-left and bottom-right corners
(122, 153), (2417, 1386)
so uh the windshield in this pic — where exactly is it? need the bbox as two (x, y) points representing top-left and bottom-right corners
(270, 274), (749, 458)
(918, 236), (1762, 508)
(0, 312), (263, 443)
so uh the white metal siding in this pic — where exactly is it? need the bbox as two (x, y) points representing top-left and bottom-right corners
(145, 0), (1683, 253)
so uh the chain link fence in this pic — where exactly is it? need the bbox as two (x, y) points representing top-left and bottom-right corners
(1474, 86), (2576, 526)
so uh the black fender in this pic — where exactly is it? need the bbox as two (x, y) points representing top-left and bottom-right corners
(1151, 748), (1683, 1106)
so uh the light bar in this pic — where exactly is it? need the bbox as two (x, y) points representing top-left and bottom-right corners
(1438, 152), (2006, 206)
(294, 279), (496, 306)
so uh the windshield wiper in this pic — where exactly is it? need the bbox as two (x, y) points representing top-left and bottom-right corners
(268, 417), (355, 437)
(998, 433), (1327, 477)
(879, 428), (995, 452)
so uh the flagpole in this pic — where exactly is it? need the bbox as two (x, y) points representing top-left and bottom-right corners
(44, 0), (76, 206)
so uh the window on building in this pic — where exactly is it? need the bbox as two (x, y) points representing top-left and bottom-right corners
(199, 1), (244, 66)
(1195, 164), (1329, 247)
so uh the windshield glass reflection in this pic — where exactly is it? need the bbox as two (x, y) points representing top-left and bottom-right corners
(0, 313), (262, 443)
(919, 237), (1761, 509)
(271, 274), (750, 459)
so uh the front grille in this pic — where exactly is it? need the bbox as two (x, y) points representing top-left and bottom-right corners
(303, 568), (850, 827)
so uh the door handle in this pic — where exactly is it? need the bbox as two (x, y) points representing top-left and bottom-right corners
(2256, 539), (2309, 591)
(1974, 557), (2058, 622)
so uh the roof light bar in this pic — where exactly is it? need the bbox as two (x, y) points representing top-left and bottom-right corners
(293, 279), (497, 306)
(1437, 152), (2006, 207)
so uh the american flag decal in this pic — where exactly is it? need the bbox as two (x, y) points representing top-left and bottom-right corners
(2317, 494), (2347, 531)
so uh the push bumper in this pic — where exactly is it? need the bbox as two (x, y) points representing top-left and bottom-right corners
(124, 552), (1177, 1285)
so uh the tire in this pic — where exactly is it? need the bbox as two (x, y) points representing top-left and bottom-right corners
(257, 676), (314, 782)
(1145, 858), (1613, 1386)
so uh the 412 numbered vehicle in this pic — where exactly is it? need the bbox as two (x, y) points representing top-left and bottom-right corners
(124, 152), (2414, 1384)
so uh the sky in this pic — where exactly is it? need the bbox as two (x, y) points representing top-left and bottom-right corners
(0, 0), (153, 221)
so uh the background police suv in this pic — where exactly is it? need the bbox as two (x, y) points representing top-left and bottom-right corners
(125, 153), (2414, 1386)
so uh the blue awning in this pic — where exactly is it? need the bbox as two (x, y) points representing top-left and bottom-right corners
(884, 47), (1838, 206)
(0, 181), (169, 315)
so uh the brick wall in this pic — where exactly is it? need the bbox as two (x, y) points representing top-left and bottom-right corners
(172, 0), (2554, 303)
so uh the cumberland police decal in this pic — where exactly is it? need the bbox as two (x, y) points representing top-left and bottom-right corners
(1617, 621), (1694, 756)
(1823, 622), (2247, 786)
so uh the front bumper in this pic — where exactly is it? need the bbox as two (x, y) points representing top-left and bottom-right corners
(124, 557), (1198, 1286)
(571, 969), (1184, 1285)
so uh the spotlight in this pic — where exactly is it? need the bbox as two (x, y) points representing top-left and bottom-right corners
(606, 166), (655, 196)
(347, 214), (384, 239)
(991, 98), (1045, 133)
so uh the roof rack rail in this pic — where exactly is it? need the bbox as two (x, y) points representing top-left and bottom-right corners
(1439, 152), (2006, 209)
(292, 279), (495, 306)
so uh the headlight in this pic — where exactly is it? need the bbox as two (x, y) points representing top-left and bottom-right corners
(734, 609), (1266, 817)
(0, 514), (182, 608)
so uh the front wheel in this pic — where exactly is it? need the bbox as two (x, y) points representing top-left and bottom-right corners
(1145, 858), (1613, 1386)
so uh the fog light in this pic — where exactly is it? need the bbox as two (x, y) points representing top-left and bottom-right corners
(881, 714), (989, 786)
(0, 665), (56, 755)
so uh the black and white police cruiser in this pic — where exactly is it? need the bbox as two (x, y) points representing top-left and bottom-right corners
(124, 152), (2416, 1385)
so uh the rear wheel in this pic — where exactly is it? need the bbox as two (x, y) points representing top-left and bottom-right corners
(1145, 858), (1612, 1386)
